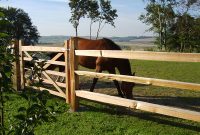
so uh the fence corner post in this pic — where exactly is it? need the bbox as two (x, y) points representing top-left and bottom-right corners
(12, 40), (21, 91)
(69, 37), (79, 112)
(19, 40), (25, 90)
(64, 40), (70, 104)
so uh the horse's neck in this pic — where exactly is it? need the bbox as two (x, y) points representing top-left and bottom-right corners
(117, 59), (132, 75)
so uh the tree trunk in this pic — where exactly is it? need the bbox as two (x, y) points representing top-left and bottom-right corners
(75, 27), (78, 37)
(180, 41), (184, 52)
(158, 7), (163, 50)
(90, 20), (93, 39)
(96, 20), (102, 39)
(164, 21), (167, 51)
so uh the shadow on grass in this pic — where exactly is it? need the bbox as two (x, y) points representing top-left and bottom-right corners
(133, 95), (200, 112)
(79, 81), (200, 111)
(79, 82), (116, 89)
(79, 80), (149, 90)
(79, 101), (200, 132)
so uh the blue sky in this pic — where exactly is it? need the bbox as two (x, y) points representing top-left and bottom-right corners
(1, 0), (153, 37)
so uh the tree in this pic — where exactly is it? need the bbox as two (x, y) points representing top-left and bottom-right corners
(140, 0), (200, 52)
(0, 7), (40, 45)
(169, 14), (200, 52)
(0, 11), (10, 45)
(68, 0), (118, 38)
(69, 0), (88, 37)
(87, 0), (99, 39)
(139, 0), (175, 50)
(0, 11), (14, 135)
(174, 0), (200, 52)
(96, 0), (118, 39)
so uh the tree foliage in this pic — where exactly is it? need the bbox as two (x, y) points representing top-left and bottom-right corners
(69, 0), (88, 36)
(68, 0), (118, 39)
(140, 0), (200, 52)
(95, 0), (118, 39)
(0, 10), (14, 135)
(0, 7), (40, 45)
(87, 0), (99, 39)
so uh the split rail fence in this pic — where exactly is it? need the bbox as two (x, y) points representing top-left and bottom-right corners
(12, 38), (200, 122)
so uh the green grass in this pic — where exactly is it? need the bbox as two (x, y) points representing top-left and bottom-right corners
(5, 60), (200, 134)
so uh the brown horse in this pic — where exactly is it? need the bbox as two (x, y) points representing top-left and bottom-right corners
(49, 37), (135, 99)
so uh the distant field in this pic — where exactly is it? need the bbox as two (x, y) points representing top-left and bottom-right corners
(38, 36), (156, 51)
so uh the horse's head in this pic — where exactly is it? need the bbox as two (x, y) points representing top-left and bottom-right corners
(121, 72), (135, 99)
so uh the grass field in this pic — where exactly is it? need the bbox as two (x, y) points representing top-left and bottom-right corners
(5, 60), (200, 134)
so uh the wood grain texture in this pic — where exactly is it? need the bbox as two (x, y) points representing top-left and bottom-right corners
(75, 71), (200, 91)
(22, 46), (66, 52)
(69, 38), (79, 111)
(19, 40), (25, 90)
(76, 90), (200, 122)
(75, 50), (200, 62)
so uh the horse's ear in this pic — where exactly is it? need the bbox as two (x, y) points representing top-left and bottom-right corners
(132, 72), (135, 76)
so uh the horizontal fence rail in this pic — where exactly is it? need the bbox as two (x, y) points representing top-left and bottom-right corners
(24, 57), (65, 66)
(73, 41), (200, 122)
(75, 71), (200, 91)
(22, 46), (66, 52)
(45, 70), (66, 77)
(24, 77), (66, 88)
(26, 84), (66, 98)
(76, 91), (200, 122)
(75, 50), (200, 62)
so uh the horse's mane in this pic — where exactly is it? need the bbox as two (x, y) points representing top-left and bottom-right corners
(102, 38), (122, 50)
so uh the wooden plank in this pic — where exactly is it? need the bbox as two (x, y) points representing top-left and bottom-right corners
(19, 40), (25, 90)
(24, 51), (32, 58)
(32, 78), (66, 88)
(44, 60), (65, 66)
(24, 57), (65, 66)
(24, 57), (32, 61)
(26, 84), (66, 98)
(69, 38), (79, 111)
(43, 53), (63, 69)
(75, 50), (101, 57)
(12, 40), (21, 91)
(75, 50), (200, 63)
(24, 76), (66, 88)
(42, 71), (65, 96)
(76, 90), (200, 122)
(22, 46), (66, 52)
(75, 71), (200, 91)
(64, 40), (70, 103)
(45, 70), (66, 77)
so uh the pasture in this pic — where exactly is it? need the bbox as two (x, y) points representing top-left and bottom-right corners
(5, 60), (200, 134)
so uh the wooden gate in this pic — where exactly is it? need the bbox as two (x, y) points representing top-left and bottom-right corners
(13, 40), (71, 103)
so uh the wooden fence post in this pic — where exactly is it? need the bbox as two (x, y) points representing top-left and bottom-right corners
(12, 40), (21, 91)
(69, 37), (79, 111)
(19, 40), (25, 90)
(64, 40), (71, 103)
